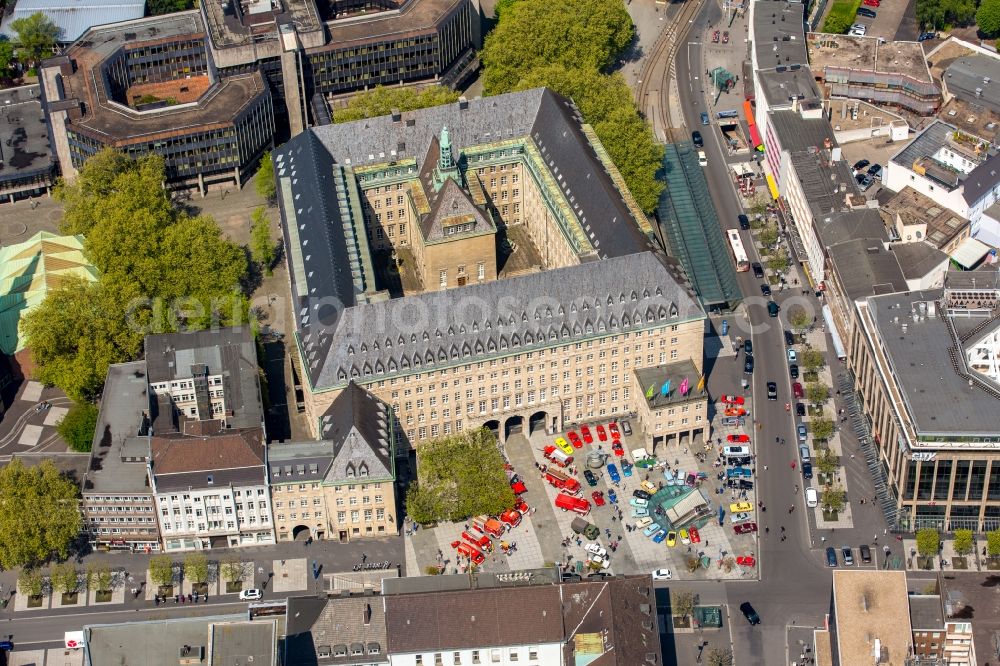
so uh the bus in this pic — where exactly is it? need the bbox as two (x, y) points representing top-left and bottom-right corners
(727, 229), (750, 272)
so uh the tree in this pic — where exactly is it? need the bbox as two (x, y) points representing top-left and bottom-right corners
(987, 530), (1000, 557)
(184, 553), (209, 584)
(806, 382), (829, 406)
(220, 557), (247, 584)
(978, 0), (1000, 36)
(332, 86), (461, 123)
(9, 13), (60, 66)
(816, 449), (838, 477)
(790, 307), (811, 334)
(917, 0), (975, 29)
(671, 590), (696, 618)
(0, 459), (81, 569)
(707, 648), (734, 666)
(916, 528), (940, 557)
(820, 486), (845, 512)
(86, 564), (112, 592)
(953, 529), (974, 556)
(56, 401), (99, 452)
(493, 0), (519, 18)
(0, 41), (16, 81)
(147, 0), (195, 14)
(18, 569), (44, 598)
(759, 224), (778, 248)
(254, 151), (276, 203)
(811, 417), (835, 443)
(800, 349), (825, 373)
(406, 428), (516, 523)
(149, 555), (175, 588)
(481, 0), (633, 95)
(250, 207), (276, 277)
(51, 562), (79, 594)
(767, 250), (789, 274)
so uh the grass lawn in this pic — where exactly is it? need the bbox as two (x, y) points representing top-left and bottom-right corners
(822, 0), (862, 33)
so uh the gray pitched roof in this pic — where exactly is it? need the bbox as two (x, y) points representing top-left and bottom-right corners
(962, 151), (1000, 205)
(321, 383), (393, 483)
(420, 177), (495, 242)
(303, 252), (702, 390)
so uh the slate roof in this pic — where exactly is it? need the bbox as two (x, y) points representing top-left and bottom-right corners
(150, 427), (266, 491)
(752, 0), (808, 69)
(962, 151), (1000, 205)
(145, 327), (262, 431)
(267, 382), (394, 485)
(420, 177), (495, 243)
(890, 120), (956, 170)
(890, 242), (949, 279)
(299, 251), (702, 391)
(284, 596), (388, 665)
(384, 586), (565, 653)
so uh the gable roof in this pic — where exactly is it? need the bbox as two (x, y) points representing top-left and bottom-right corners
(420, 177), (495, 243)
(962, 151), (1000, 205)
(150, 427), (265, 491)
(320, 382), (393, 482)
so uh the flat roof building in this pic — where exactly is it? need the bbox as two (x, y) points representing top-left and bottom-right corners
(830, 570), (912, 666)
(942, 55), (1000, 116)
(881, 186), (971, 253)
(0, 85), (57, 202)
(0, 0), (146, 43)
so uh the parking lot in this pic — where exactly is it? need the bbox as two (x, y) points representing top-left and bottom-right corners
(847, 0), (910, 42)
(404, 399), (763, 580)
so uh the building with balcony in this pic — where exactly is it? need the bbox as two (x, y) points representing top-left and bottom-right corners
(880, 186), (971, 254)
(276, 89), (706, 451)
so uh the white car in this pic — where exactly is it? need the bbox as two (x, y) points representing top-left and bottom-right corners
(239, 588), (262, 601)
(588, 554), (610, 569)
(635, 516), (654, 529)
(651, 568), (672, 581)
(730, 512), (751, 523)
(698, 151), (708, 167)
(806, 487), (819, 508)
(787, 348), (797, 362)
(585, 542), (608, 558)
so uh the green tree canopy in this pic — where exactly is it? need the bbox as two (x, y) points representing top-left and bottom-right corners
(811, 417), (835, 442)
(251, 207), (276, 277)
(0, 459), (81, 569)
(51, 562), (79, 594)
(254, 150), (276, 203)
(333, 85), (461, 123)
(9, 12), (60, 65)
(916, 527), (940, 557)
(806, 382), (829, 406)
(800, 349), (825, 372)
(790, 307), (811, 334)
(18, 569), (44, 597)
(978, 0), (1000, 35)
(57, 401), (99, 452)
(671, 590), (696, 617)
(816, 449), (838, 477)
(917, 0), (975, 29)
(767, 251), (789, 274)
(820, 486), (845, 512)
(953, 529), (974, 556)
(0, 41), (16, 79)
(405, 428), (515, 523)
(481, 0), (633, 94)
(184, 553), (209, 584)
(86, 564), (112, 592)
(149, 555), (175, 587)
(987, 530), (1000, 557)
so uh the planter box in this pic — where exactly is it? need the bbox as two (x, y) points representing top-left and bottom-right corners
(987, 558), (1000, 571)
(26, 595), (43, 608)
(225, 581), (244, 594)
(952, 557), (968, 570)
(95, 590), (113, 603)
(822, 509), (839, 521)
(191, 582), (208, 595)
(61, 592), (79, 605)
(917, 556), (935, 570)
(157, 585), (174, 597)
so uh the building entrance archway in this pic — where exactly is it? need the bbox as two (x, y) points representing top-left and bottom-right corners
(528, 411), (549, 435)
(504, 416), (524, 439)
(484, 420), (500, 439)
(292, 525), (311, 541)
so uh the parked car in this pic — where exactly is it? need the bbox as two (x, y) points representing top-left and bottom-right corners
(621, 420), (632, 436)
(701, 111), (710, 125)
(734, 521), (758, 534)
(596, 424), (608, 442)
(653, 530), (669, 544)
(752, 262), (764, 278)
(767, 301), (780, 317)
(692, 130), (704, 148)
(651, 568), (672, 580)
(842, 546), (854, 566)
(867, 163), (883, 180)
(240, 589), (263, 601)
(806, 487), (819, 508)
(792, 382), (804, 399)
(796, 403), (806, 417)
(635, 516), (654, 529)
(591, 491), (606, 506)
(744, 339), (753, 355)
(789, 364), (799, 379)
(799, 444), (811, 463)
(760, 283), (772, 296)
(860, 544), (872, 563)
(633, 489), (652, 501)
(787, 348), (797, 362)
(738, 214), (751, 230)
(797, 424), (808, 441)
(568, 431), (582, 448)
(607, 488), (618, 504)
(585, 542), (607, 558)
(643, 522), (662, 537)
(608, 422), (620, 439)
(698, 151), (708, 167)
(629, 497), (648, 508)
(745, 357), (755, 374)
(740, 602), (761, 625)
(584, 470), (598, 487)
(857, 7), (876, 17)
(784, 330), (795, 346)
(607, 463), (621, 484)
(853, 159), (870, 173)
(730, 512), (751, 523)
(767, 381), (777, 400)
(918, 31), (937, 41)
(826, 547), (838, 567)
(555, 437), (574, 455)
(581, 426), (593, 444)
(802, 461), (813, 479)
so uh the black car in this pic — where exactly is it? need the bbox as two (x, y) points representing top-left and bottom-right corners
(744, 339), (753, 355)
(584, 470), (598, 487)
(784, 330), (795, 346)
(633, 489), (652, 500)
(692, 130), (704, 148)
(918, 31), (936, 41)
(738, 214), (751, 230)
(857, 6), (876, 17)
(739, 602), (761, 625)
(766, 381), (777, 400)
(860, 544), (872, 563)
(726, 478), (754, 490)
(789, 364), (799, 379)
(752, 262), (764, 278)
(853, 158), (870, 172)
(760, 283), (772, 296)
(796, 403), (806, 417)
(826, 547), (838, 567)
(729, 456), (752, 467)
(744, 357), (755, 374)
(867, 163), (882, 179)
(802, 461), (813, 479)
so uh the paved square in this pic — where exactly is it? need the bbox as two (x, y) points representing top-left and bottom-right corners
(271, 557), (307, 592)
(19, 381), (43, 403)
(17, 424), (42, 447)
(43, 406), (68, 427)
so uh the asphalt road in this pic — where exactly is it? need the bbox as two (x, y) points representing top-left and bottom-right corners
(674, 3), (835, 663)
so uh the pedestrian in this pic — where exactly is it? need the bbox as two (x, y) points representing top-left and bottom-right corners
(780, 526), (785, 532)
(850, 453), (855, 459)
(765, 526), (769, 534)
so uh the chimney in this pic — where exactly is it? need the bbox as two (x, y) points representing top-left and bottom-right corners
(458, 96), (469, 110)
(390, 108), (401, 123)
(364, 603), (372, 625)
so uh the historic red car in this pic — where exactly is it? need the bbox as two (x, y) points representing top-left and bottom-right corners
(592, 491), (606, 506)
(581, 426), (594, 444)
(612, 440), (625, 457)
(608, 422), (620, 439)
(499, 509), (522, 529)
(689, 526), (701, 543)
(721, 395), (745, 405)
(567, 431), (583, 448)
(733, 522), (758, 535)
(722, 31), (730, 43)
(515, 498), (529, 515)
(712, 29), (720, 42)
(726, 434), (750, 443)
(736, 555), (756, 567)
(596, 425), (608, 442)
(452, 540), (485, 565)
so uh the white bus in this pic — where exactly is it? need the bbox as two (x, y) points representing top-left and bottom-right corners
(727, 229), (750, 272)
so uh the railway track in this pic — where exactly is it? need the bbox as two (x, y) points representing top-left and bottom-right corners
(634, 0), (705, 142)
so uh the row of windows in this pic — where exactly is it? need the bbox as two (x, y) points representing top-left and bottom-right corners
(414, 646), (541, 665)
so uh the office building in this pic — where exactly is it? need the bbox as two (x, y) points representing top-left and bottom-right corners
(880, 186), (971, 254)
(276, 89), (706, 450)
(0, 85), (58, 202)
(268, 381), (398, 542)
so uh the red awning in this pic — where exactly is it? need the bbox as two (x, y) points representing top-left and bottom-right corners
(749, 124), (764, 151)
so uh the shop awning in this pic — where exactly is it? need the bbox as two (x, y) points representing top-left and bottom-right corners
(749, 124), (764, 151)
(766, 174), (779, 200)
(822, 305), (846, 359)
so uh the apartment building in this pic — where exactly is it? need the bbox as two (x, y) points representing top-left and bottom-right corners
(849, 278), (1000, 532)
(276, 89), (705, 451)
(268, 382), (398, 542)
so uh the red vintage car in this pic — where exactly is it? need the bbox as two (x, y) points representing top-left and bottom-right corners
(608, 422), (620, 439)
(514, 498), (529, 515)
(727, 434), (750, 443)
(722, 31), (730, 43)
(510, 477), (527, 495)
(721, 395), (745, 405)
(596, 425), (608, 442)
(736, 555), (756, 567)
(499, 509), (522, 529)
(724, 407), (748, 417)
(567, 431), (583, 448)
(592, 490), (606, 506)
(581, 426), (594, 444)
(712, 29), (720, 42)
(452, 540), (485, 565)
(733, 522), (758, 535)
(689, 526), (701, 543)
(612, 440), (625, 457)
